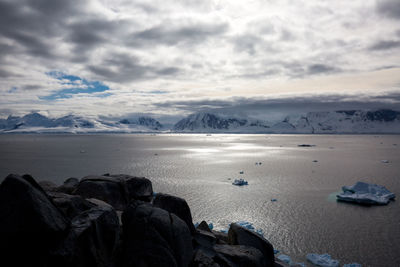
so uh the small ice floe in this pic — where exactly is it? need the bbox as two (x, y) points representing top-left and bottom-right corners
(343, 263), (362, 267)
(232, 178), (248, 186)
(298, 144), (316, 147)
(381, 160), (389, 163)
(277, 254), (291, 264)
(336, 181), (395, 205)
(271, 198), (277, 202)
(239, 171), (244, 174)
(306, 253), (339, 267)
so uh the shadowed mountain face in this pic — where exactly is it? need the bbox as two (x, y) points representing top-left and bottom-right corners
(173, 109), (400, 133)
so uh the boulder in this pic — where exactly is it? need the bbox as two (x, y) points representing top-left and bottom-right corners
(213, 230), (229, 244)
(197, 220), (212, 232)
(0, 174), (69, 267)
(111, 174), (153, 201)
(194, 229), (217, 249)
(191, 249), (220, 267)
(74, 175), (129, 210)
(228, 223), (275, 267)
(153, 193), (196, 233)
(121, 200), (193, 267)
(57, 177), (79, 194)
(73, 174), (153, 210)
(38, 180), (59, 192)
(50, 205), (120, 267)
(213, 244), (266, 267)
(48, 191), (96, 219)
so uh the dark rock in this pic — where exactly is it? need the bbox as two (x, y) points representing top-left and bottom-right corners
(121, 200), (193, 267)
(0, 174), (69, 267)
(213, 244), (266, 267)
(197, 220), (212, 232)
(57, 177), (79, 194)
(153, 193), (196, 233)
(74, 175), (128, 210)
(38, 180), (59, 192)
(50, 205), (120, 267)
(213, 230), (229, 244)
(194, 229), (217, 249)
(191, 249), (220, 267)
(111, 174), (153, 201)
(274, 259), (291, 267)
(48, 191), (96, 220)
(228, 223), (275, 267)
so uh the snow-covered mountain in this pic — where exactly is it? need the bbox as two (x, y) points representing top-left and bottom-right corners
(1, 109), (400, 133)
(173, 109), (400, 133)
(0, 113), (163, 133)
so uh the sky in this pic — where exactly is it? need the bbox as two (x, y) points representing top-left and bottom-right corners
(0, 0), (400, 121)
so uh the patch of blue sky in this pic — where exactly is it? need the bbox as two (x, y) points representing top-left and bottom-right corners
(42, 71), (111, 100)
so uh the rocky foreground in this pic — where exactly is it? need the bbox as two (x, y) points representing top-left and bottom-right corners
(0, 173), (290, 267)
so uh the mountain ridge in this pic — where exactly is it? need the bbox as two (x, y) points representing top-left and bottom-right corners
(1, 109), (400, 133)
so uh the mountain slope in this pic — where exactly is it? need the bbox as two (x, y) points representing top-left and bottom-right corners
(0, 113), (163, 133)
(173, 109), (400, 133)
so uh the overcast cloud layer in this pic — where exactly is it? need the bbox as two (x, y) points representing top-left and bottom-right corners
(0, 0), (400, 120)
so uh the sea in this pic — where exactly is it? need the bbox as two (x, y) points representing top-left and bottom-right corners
(0, 134), (399, 267)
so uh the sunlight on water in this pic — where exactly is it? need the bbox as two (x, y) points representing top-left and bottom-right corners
(0, 134), (399, 266)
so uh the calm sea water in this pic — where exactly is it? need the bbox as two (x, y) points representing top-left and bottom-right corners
(0, 134), (399, 266)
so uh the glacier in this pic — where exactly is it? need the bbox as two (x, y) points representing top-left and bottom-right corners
(336, 181), (395, 205)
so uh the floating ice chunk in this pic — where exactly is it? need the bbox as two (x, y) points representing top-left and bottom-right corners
(381, 160), (389, 163)
(343, 263), (362, 267)
(277, 254), (291, 264)
(232, 178), (248, 186)
(306, 253), (339, 267)
(336, 181), (395, 205)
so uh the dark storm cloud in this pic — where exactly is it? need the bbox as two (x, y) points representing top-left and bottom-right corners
(154, 92), (400, 117)
(129, 22), (229, 47)
(376, 0), (400, 19)
(307, 64), (341, 75)
(369, 40), (400, 51)
(88, 53), (180, 82)
(0, 0), (81, 58)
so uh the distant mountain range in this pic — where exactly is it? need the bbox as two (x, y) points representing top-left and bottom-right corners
(0, 113), (163, 133)
(1, 109), (400, 133)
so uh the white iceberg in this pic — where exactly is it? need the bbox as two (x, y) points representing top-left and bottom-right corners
(232, 178), (248, 186)
(343, 263), (362, 267)
(336, 181), (395, 205)
(306, 253), (339, 267)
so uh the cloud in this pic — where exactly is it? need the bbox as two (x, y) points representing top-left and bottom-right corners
(128, 21), (229, 47)
(369, 40), (400, 51)
(0, 0), (399, 118)
(376, 0), (400, 20)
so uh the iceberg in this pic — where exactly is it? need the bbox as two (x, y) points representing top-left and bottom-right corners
(336, 181), (395, 205)
(277, 254), (291, 264)
(306, 253), (339, 267)
(232, 178), (248, 186)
